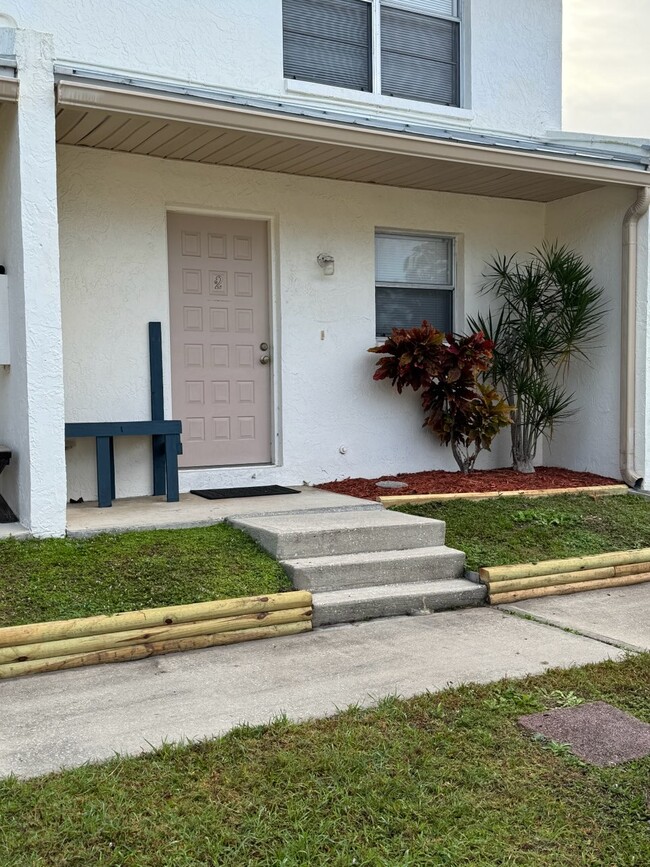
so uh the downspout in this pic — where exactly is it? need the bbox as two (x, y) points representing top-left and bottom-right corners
(620, 186), (650, 488)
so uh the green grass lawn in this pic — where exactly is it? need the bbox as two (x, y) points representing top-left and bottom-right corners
(395, 493), (650, 572)
(0, 525), (290, 628)
(1, 654), (648, 866)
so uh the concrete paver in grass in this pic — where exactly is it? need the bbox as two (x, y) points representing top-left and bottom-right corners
(0, 607), (624, 780)
(520, 701), (650, 766)
(501, 582), (650, 652)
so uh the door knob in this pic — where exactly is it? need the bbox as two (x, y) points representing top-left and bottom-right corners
(260, 355), (271, 365)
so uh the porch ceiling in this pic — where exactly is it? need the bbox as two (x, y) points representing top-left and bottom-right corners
(55, 80), (650, 203)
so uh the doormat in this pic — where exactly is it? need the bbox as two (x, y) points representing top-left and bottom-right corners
(190, 485), (301, 500)
(0, 494), (17, 523)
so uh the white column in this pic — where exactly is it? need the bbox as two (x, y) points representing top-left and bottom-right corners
(0, 28), (66, 536)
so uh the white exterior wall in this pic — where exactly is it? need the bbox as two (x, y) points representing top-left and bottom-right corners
(0, 30), (66, 534)
(58, 146), (545, 500)
(3, 0), (562, 138)
(544, 186), (639, 480)
(0, 101), (25, 517)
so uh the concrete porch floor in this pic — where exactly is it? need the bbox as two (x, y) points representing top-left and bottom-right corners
(66, 486), (382, 537)
(0, 522), (29, 539)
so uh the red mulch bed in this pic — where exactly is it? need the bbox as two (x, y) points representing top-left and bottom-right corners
(318, 467), (621, 500)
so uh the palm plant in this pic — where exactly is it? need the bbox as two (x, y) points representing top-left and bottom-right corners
(468, 243), (606, 474)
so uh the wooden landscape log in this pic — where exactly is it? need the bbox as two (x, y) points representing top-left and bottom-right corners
(615, 562), (650, 577)
(0, 621), (311, 680)
(0, 590), (312, 649)
(485, 561), (650, 594)
(0, 606), (313, 665)
(379, 484), (628, 507)
(489, 571), (650, 605)
(487, 566), (616, 594)
(480, 548), (650, 584)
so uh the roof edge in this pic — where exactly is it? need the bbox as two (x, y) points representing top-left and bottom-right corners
(55, 71), (650, 187)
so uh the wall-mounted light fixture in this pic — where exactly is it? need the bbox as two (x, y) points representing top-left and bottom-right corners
(317, 253), (335, 276)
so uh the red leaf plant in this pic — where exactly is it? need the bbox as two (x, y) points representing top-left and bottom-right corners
(369, 323), (513, 473)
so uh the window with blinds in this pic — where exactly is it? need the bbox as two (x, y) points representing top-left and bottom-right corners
(381, 4), (460, 105)
(282, 0), (462, 108)
(375, 232), (455, 337)
(283, 0), (372, 91)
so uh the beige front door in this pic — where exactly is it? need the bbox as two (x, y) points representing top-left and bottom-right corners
(167, 213), (273, 468)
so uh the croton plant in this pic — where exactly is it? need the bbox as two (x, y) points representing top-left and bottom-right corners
(369, 322), (512, 473)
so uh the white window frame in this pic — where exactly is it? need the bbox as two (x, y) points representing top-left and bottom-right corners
(371, 0), (462, 102)
(283, 0), (470, 111)
(374, 228), (458, 339)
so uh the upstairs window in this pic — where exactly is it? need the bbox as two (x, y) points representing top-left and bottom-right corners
(375, 231), (455, 337)
(283, 0), (462, 107)
(283, 0), (372, 91)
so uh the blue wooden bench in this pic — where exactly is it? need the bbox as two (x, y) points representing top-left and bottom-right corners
(65, 322), (182, 508)
(65, 421), (182, 508)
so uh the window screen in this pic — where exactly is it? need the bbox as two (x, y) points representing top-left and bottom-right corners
(375, 232), (454, 336)
(283, 0), (372, 91)
(380, 5), (460, 105)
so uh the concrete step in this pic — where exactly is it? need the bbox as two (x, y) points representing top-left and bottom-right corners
(229, 508), (446, 559)
(312, 579), (486, 626)
(283, 545), (465, 592)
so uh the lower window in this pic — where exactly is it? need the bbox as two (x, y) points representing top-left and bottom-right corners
(375, 231), (455, 337)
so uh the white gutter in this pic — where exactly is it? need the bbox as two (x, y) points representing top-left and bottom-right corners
(620, 186), (650, 488)
(0, 75), (18, 102)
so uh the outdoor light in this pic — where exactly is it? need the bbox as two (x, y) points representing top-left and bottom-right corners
(317, 253), (335, 276)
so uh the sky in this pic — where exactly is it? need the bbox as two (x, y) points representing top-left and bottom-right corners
(563, 0), (650, 139)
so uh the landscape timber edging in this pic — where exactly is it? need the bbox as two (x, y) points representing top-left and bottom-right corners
(0, 590), (312, 680)
(479, 549), (650, 605)
(379, 484), (629, 507)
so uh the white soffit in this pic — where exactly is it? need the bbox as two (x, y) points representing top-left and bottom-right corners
(55, 80), (650, 203)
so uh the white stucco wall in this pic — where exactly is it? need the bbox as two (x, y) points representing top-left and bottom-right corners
(544, 185), (639, 480)
(2, 0), (562, 138)
(0, 101), (27, 520)
(0, 29), (66, 534)
(57, 146), (546, 500)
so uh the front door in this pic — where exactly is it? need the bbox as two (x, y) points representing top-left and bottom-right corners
(167, 213), (272, 468)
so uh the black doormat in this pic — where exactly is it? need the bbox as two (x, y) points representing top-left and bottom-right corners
(0, 493), (17, 523)
(190, 485), (301, 500)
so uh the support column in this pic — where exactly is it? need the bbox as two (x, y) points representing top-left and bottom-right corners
(0, 28), (66, 536)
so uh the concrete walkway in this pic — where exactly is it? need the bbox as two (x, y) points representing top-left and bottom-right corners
(0, 606), (627, 779)
(502, 582), (650, 653)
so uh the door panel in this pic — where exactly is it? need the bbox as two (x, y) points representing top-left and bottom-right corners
(168, 213), (272, 468)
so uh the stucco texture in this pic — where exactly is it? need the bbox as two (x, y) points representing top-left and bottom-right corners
(57, 146), (547, 500)
(4, 0), (562, 138)
(545, 185), (641, 481)
(0, 30), (66, 535)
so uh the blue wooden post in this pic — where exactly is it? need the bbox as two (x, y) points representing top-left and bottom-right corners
(95, 436), (113, 507)
(152, 436), (165, 495)
(149, 322), (166, 496)
(164, 434), (180, 502)
(109, 437), (116, 501)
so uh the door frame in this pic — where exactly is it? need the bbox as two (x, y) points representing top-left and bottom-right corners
(164, 204), (283, 469)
